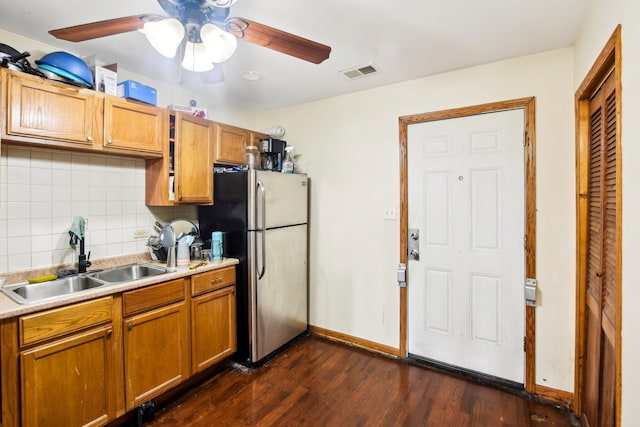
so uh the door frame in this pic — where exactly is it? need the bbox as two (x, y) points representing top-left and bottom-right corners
(573, 25), (622, 422)
(398, 97), (537, 393)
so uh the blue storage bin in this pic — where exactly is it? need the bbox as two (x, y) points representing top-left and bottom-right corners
(116, 80), (157, 106)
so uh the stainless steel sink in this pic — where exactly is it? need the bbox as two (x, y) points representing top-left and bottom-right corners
(89, 263), (168, 284)
(2, 275), (106, 304)
(1, 263), (169, 305)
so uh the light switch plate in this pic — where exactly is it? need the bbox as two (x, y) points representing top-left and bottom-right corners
(383, 206), (397, 220)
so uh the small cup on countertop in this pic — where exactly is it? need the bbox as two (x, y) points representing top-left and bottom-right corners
(211, 231), (223, 261)
(177, 240), (190, 266)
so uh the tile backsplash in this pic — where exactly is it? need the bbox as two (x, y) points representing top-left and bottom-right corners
(0, 145), (197, 274)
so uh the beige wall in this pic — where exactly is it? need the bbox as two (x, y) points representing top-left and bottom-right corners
(573, 1), (640, 425)
(256, 48), (577, 392)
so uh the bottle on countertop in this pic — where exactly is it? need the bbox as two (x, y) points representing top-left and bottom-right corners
(282, 146), (295, 174)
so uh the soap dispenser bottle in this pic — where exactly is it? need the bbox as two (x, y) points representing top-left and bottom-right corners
(282, 146), (295, 173)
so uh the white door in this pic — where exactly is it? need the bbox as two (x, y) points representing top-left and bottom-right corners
(407, 109), (525, 383)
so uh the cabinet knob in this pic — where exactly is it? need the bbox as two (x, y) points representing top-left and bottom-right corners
(107, 137), (113, 145)
(210, 277), (223, 284)
(106, 328), (113, 338)
(128, 322), (133, 331)
(86, 135), (93, 142)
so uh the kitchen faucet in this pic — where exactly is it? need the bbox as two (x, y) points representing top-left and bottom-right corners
(78, 237), (92, 273)
(69, 216), (91, 274)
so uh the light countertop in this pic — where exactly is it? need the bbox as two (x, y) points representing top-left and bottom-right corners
(0, 258), (239, 319)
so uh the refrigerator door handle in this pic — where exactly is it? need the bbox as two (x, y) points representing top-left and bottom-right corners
(257, 180), (266, 279)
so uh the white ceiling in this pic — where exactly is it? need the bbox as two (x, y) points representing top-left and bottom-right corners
(0, 0), (590, 111)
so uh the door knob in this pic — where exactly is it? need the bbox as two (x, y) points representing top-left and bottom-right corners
(408, 228), (420, 260)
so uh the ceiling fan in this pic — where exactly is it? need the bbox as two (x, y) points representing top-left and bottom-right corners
(48, 0), (332, 72)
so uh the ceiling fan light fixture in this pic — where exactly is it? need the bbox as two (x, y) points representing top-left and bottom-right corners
(200, 23), (238, 63)
(181, 41), (215, 72)
(144, 18), (185, 58)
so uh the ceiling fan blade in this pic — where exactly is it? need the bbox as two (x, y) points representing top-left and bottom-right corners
(233, 19), (331, 64)
(49, 14), (164, 42)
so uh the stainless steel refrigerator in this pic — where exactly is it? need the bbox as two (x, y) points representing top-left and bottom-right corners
(198, 170), (308, 366)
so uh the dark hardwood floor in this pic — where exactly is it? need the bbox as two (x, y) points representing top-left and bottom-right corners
(143, 335), (580, 426)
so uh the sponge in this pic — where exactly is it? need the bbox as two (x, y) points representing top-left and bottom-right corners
(28, 275), (58, 284)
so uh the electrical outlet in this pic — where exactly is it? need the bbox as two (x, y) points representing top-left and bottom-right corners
(133, 228), (148, 239)
(383, 206), (397, 220)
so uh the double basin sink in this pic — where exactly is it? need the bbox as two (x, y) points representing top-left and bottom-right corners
(2, 263), (169, 305)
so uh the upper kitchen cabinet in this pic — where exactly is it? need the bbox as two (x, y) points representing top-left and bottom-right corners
(146, 112), (214, 206)
(174, 113), (214, 204)
(1, 69), (164, 158)
(2, 69), (96, 149)
(214, 122), (250, 165)
(102, 96), (165, 157)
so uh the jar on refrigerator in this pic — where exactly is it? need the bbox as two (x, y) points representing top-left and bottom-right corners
(243, 145), (261, 170)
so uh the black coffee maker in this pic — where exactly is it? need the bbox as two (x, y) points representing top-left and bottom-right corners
(259, 138), (287, 171)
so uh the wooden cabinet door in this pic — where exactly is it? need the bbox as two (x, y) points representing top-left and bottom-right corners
(5, 71), (96, 147)
(103, 96), (165, 156)
(581, 71), (619, 427)
(214, 122), (249, 165)
(174, 113), (214, 204)
(191, 285), (236, 373)
(20, 325), (117, 427)
(123, 301), (189, 410)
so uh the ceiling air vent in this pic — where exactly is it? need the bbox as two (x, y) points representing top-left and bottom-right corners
(340, 63), (379, 80)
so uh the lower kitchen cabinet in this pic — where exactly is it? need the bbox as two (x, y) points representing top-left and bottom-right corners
(0, 265), (237, 427)
(191, 266), (237, 373)
(192, 285), (237, 373)
(122, 278), (190, 410)
(21, 325), (117, 427)
(17, 297), (118, 427)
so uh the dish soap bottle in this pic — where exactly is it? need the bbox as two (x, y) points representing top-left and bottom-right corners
(282, 146), (295, 173)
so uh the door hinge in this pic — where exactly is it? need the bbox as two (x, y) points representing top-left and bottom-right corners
(523, 336), (527, 352)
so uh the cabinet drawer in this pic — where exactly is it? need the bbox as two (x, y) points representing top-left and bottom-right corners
(123, 279), (186, 316)
(191, 266), (236, 297)
(19, 297), (113, 347)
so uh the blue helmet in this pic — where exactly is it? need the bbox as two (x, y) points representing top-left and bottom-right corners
(35, 51), (93, 88)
